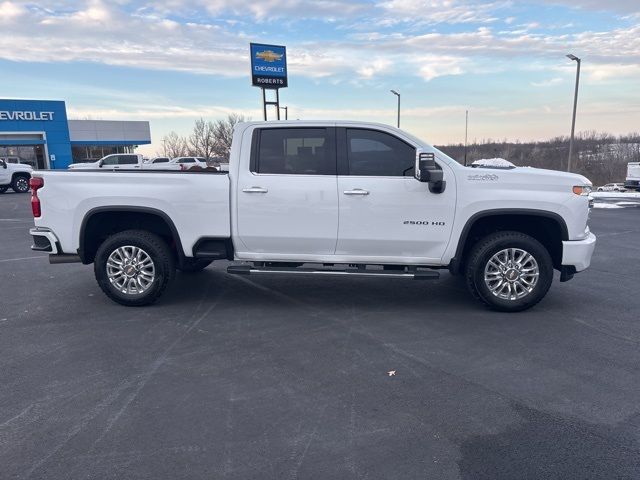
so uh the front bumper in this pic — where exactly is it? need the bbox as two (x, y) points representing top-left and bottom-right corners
(562, 232), (596, 272)
(30, 227), (60, 254)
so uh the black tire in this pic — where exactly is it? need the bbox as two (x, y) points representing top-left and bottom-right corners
(0, 185), (8, 194)
(177, 258), (212, 273)
(465, 231), (553, 312)
(11, 174), (30, 193)
(94, 230), (175, 306)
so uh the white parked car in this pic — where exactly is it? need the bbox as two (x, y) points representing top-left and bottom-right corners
(29, 121), (596, 312)
(597, 183), (626, 192)
(0, 158), (32, 193)
(170, 157), (208, 169)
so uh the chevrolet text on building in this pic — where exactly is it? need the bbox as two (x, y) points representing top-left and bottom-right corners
(29, 121), (596, 312)
(0, 111), (55, 121)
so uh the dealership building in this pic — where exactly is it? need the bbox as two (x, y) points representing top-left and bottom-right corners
(0, 99), (151, 169)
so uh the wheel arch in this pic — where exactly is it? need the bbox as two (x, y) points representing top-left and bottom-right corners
(79, 206), (185, 265)
(11, 171), (31, 181)
(449, 209), (569, 274)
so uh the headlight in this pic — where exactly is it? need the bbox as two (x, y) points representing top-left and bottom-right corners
(573, 185), (592, 196)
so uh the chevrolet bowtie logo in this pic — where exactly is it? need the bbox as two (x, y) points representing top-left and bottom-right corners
(256, 50), (283, 62)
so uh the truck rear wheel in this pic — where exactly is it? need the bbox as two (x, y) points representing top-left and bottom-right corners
(465, 231), (553, 312)
(0, 186), (8, 194)
(94, 230), (175, 306)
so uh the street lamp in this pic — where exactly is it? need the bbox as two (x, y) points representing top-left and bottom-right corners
(566, 53), (581, 172)
(279, 106), (288, 120)
(390, 90), (400, 128)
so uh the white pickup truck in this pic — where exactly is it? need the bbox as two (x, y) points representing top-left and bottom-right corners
(0, 158), (32, 193)
(29, 121), (596, 312)
(68, 153), (181, 171)
(624, 162), (640, 192)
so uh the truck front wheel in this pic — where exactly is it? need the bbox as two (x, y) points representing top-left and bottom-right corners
(11, 174), (30, 193)
(94, 230), (175, 306)
(465, 231), (553, 312)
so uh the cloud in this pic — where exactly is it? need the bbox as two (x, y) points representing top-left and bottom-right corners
(0, 0), (639, 87)
(542, 0), (640, 14)
(146, 0), (368, 21)
(531, 77), (563, 87)
(414, 55), (466, 81)
(0, 1), (27, 24)
(376, 0), (507, 25)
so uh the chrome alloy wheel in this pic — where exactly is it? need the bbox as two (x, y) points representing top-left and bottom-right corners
(15, 177), (29, 192)
(483, 248), (539, 301)
(106, 246), (155, 295)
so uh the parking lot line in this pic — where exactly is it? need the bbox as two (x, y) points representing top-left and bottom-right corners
(0, 255), (47, 263)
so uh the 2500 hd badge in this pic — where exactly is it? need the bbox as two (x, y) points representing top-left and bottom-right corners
(404, 220), (446, 226)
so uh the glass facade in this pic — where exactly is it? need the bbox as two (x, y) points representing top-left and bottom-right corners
(71, 145), (135, 163)
(0, 145), (46, 169)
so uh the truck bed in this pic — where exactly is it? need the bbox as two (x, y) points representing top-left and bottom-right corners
(33, 170), (231, 257)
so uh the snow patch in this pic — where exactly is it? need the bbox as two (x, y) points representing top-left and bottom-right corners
(472, 158), (516, 168)
(590, 192), (640, 200)
(592, 203), (624, 209)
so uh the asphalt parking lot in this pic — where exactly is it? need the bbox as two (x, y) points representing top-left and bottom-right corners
(1, 191), (639, 479)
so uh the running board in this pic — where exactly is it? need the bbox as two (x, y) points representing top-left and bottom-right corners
(227, 265), (439, 280)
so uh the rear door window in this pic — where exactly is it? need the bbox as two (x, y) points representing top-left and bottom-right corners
(254, 128), (335, 175)
(118, 155), (139, 165)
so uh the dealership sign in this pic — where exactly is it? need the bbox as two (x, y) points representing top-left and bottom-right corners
(250, 43), (287, 88)
(0, 111), (55, 121)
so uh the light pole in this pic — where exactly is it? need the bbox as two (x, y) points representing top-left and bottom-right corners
(279, 106), (288, 120)
(464, 110), (469, 166)
(390, 90), (400, 128)
(567, 54), (581, 172)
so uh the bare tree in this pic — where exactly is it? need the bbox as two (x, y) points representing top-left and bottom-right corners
(211, 113), (247, 159)
(189, 118), (217, 159)
(160, 131), (188, 158)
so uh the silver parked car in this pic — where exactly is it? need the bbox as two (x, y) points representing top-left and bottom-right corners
(597, 183), (627, 192)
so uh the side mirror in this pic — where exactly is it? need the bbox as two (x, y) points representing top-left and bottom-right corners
(0, 161), (6, 169)
(98, 160), (104, 168)
(415, 151), (446, 193)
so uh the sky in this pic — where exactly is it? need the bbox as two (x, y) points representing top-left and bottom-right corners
(1, 0), (639, 156)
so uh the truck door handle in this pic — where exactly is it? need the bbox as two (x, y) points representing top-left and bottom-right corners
(242, 187), (268, 193)
(343, 189), (369, 196)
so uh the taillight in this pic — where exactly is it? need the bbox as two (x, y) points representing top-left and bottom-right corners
(30, 177), (44, 218)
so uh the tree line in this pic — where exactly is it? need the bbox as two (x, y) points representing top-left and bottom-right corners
(159, 113), (246, 160)
(438, 131), (640, 186)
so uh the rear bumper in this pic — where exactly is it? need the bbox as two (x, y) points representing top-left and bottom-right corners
(562, 232), (596, 272)
(29, 227), (60, 254)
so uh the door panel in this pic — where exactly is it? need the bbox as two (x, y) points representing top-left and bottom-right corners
(236, 127), (338, 256)
(336, 176), (455, 260)
(0, 161), (9, 184)
(237, 175), (338, 254)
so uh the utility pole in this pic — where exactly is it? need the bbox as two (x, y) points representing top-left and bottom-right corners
(279, 106), (288, 120)
(464, 110), (469, 166)
(567, 54), (581, 172)
(390, 90), (400, 128)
